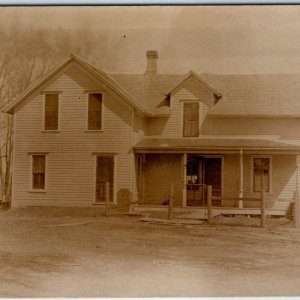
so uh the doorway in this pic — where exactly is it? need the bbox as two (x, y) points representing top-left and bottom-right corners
(95, 155), (114, 203)
(186, 155), (222, 206)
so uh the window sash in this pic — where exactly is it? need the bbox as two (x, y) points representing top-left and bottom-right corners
(32, 155), (46, 190)
(253, 158), (270, 192)
(88, 94), (102, 130)
(45, 94), (59, 130)
(183, 103), (199, 137)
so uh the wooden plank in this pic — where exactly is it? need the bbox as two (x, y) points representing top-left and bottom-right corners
(140, 217), (204, 225)
(239, 149), (244, 208)
(294, 190), (300, 227)
(42, 220), (100, 228)
(261, 188), (266, 228)
(168, 183), (174, 220)
(105, 181), (110, 217)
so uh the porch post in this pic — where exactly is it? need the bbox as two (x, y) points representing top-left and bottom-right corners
(296, 154), (300, 190)
(295, 154), (300, 226)
(182, 153), (187, 207)
(239, 149), (244, 208)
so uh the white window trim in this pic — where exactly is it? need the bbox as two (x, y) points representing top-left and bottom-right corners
(93, 154), (116, 205)
(250, 155), (273, 194)
(85, 92), (104, 132)
(181, 100), (200, 138)
(29, 153), (48, 193)
(42, 92), (61, 132)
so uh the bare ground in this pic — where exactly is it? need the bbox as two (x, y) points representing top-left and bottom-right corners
(0, 207), (300, 297)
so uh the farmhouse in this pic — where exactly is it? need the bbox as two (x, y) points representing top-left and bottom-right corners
(4, 50), (300, 215)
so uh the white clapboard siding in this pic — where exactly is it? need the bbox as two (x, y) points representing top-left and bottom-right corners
(13, 63), (134, 207)
(217, 154), (296, 207)
(238, 154), (295, 206)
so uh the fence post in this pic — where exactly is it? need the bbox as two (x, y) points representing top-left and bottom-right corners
(294, 190), (300, 227)
(168, 183), (174, 220)
(261, 188), (266, 227)
(207, 185), (212, 225)
(105, 181), (110, 217)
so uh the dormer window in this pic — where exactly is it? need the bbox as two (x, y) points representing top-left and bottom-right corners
(183, 102), (199, 137)
(44, 93), (59, 130)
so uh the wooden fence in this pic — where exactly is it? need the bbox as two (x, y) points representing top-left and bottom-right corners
(167, 183), (266, 227)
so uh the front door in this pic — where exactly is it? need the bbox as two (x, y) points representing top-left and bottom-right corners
(95, 156), (114, 203)
(186, 156), (222, 206)
(204, 158), (222, 198)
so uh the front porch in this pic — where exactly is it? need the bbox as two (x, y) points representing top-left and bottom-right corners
(134, 141), (300, 214)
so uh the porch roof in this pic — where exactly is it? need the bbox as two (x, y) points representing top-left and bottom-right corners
(134, 137), (300, 152)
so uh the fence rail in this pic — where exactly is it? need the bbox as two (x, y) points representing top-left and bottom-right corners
(168, 183), (267, 227)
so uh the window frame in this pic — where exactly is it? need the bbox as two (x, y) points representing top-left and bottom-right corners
(250, 155), (273, 194)
(86, 92), (104, 132)
(42, 93), (60, 132)
(29, 153), (48, 192)
(181, 100), (200, 138)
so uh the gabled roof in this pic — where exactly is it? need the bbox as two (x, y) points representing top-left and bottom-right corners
(111, 71), (222, 116)
(4, 54), (152, 116)
(6, 54), (300, 117)
(165, 71), (222, 98)
(112, 72), (300, 117)
(110, 73), (184, 115)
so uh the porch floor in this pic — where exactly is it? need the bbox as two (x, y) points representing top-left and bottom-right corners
(132, 205), (289, 220)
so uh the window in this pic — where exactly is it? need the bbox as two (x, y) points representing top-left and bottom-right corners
(183, 102), (199, 137)
(88, 93), (102, 130)
(44, 94), (59, 130)
(252, 157), (271, 193)
(32, 155), (46, 190)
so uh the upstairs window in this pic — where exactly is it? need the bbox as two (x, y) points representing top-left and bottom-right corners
(44, 94), (59, 130)
(183, 102), (199, 137)
(32, 155), (46, 190)
(88, 93), (103, 130)
(252, 157), (271, 193)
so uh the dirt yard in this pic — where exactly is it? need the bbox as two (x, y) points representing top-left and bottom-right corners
(1, 207), (300, 297)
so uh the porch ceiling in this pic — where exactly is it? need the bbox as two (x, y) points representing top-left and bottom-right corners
(134, 137), (300, 153)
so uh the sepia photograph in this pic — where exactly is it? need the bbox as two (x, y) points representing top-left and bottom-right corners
(1, 4), (300, 297)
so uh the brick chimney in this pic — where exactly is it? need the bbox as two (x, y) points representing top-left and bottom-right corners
(145, 50), (158, 75)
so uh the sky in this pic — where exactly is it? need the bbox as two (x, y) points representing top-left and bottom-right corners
(1, 5), (300, 74)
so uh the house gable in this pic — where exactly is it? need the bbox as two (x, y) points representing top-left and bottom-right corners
(4, 54), (152, 116)
(167, 71), (221, 107)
